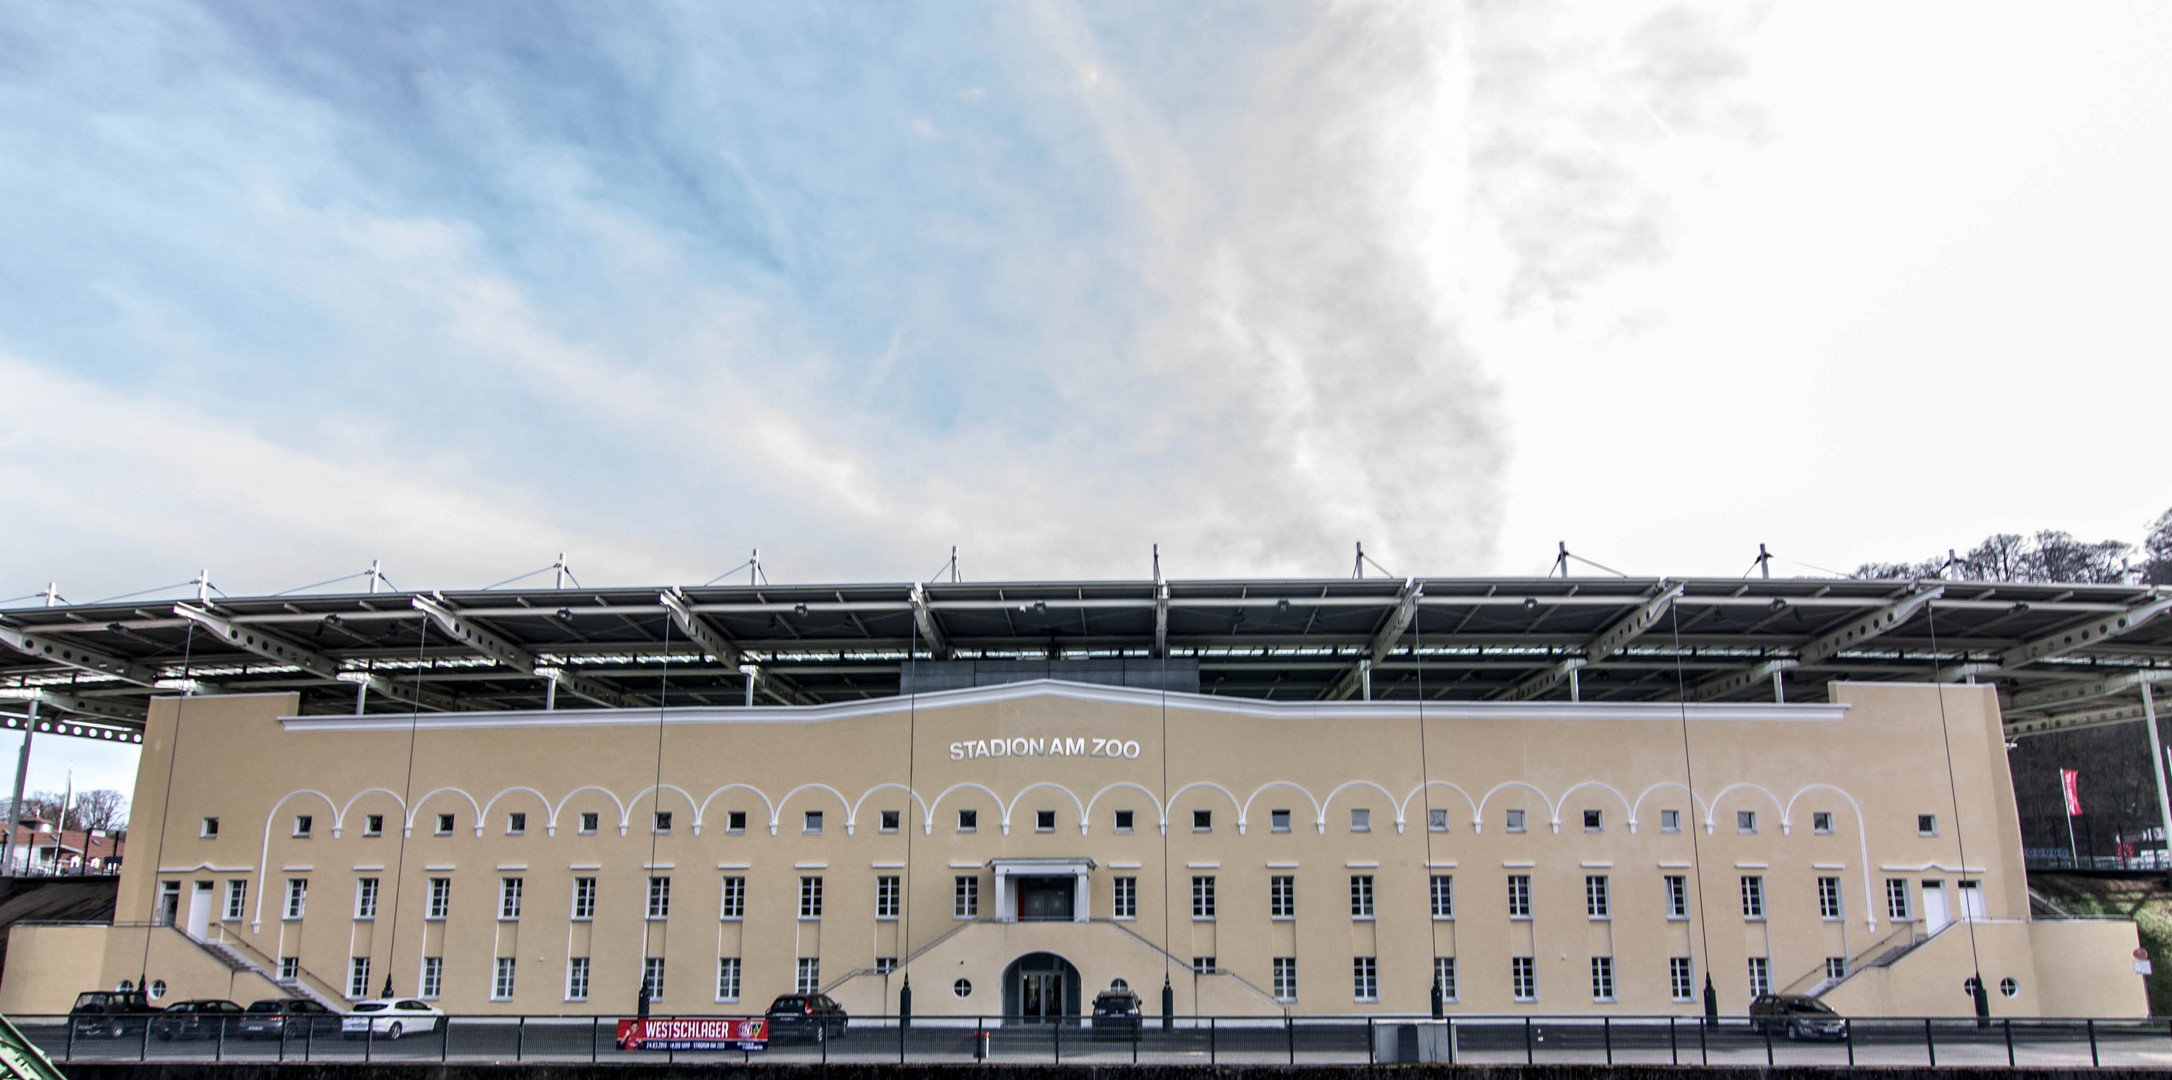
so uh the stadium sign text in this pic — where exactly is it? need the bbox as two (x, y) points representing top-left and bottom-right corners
(949, 736), (1142, 761)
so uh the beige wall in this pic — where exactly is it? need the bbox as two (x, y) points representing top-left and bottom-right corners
(40, 679), (2141, 1019)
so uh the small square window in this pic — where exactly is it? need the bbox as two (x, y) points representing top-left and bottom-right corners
(435, 813), (454, 835)
(1114, 809), (1134, 833)
(1736, 811), (1757, 834)
(1505, 809), (1526, 833)
(1350, 809), (1371, 833)
(654, 811), (673, 833)
(1192, 957), (1216, 975)
(1036, 810), (1056, 832)
(1813, 811), (1834, 834)
(579, 812), (600, 835)
(1428, 808), (1449, 832)
(1660, 809), (1680, 834)
(726, 810), (747, 833)
(1193, 810), (1212, 832)
(880, 810), (900, 833)
(1271, 809), (1292, 833)
(292, 815), (312, 838)
(804, 811), (823, 834)
(1918, 814), (1937, 836)
(507, 812), (526, 835)
(364, 814), (384, 836)
(958, 809), (978, 832)
(200, 817), (220, 839)
(1583, 809), (1603, 832)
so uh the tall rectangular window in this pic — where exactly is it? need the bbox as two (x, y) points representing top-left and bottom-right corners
(1511, 957), (1537, 1001)
(1590, 956), (1615, 1001)
(1192, 876), (1217, 919)
(954, 876), (979, 918)
(1270, 875), (1296, 919)
(1272, 957), (1298, 1002)
(1670, 958), (1694, 1001)
(572, 877), (597, 920)
(798, 876), (822, 919)
(355, 877), (379, 920)
(1747, 956), (1771, 997)
(642, 958), (666, 1001)
(1507, 875), (1531, 919)
(1352, 957), (1378, 1002)
(427, 877), (450, 920)
(1349, 875), (1375, 918)
(716, 957), (742, 1002)
(284, 878), (307, 920)
(493, 957), (517, 1000)
(720, 876), (745, 920)
(1665, 875), (1689, 919)
(1740, 875), (1765, 919)
(1585, 875), (1610, 919)
(1430, 875), (1454, 919)
(795, 958), (820, 994)
(1886, 878), (1912, 920)
(648, 876), (672, 920)
(420, 957), (442, 1000)
(224, 880), (247, 921)
(348, 957), (370, 999)
(1112, 876), (1135, 919)
(1434, 957), (1457, 1002)
(566, 957), (590, 1002)
(1818, 877), (1843, 920)
(876, 876), (900, 919)
(499, 877), (523, 920)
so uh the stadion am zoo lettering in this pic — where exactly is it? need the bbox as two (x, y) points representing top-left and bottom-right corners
(949, 735), (1142, 761)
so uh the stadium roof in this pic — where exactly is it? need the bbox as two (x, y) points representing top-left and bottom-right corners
(3, 576), (2167, 744)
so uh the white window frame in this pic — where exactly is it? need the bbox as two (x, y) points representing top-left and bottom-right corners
(1507, 874), (1532, 919)
(798, 875), (822, 920)
(426, 877), (450, 920)
(1272, 957), (1298, 1002)
(1665, 875), (1689, 920)
(493, 957), (516, 1001)
(1191, 875), (1216, 920)
(1818, 876), (1843, 920)
(354, 877), (379, 921)
(284, 878), (308, 921)
(1352, 957), (1379, 1002)
(566, 957), (590, 1002)
(1431, 874), (1454, 920)
(648, 875), (672, 920)
(1591, 956), (1615, 1002)
(1741, 875), (1766, 920)
(572, 877), (597, 921)
(1511, 956), (1537, 1002)
(1670, 957), (1694, 1001)
(876, 875), (900, 920)
(1350, 808), (1371, 833)
(1434, 956), (1458, 1002)
(1112, 876), (1135, 920)
(499, 876), (523, 921)
(715, 957), (741, 1003)
(420, 956), (443, 1000)
(347, 956), (370, 999)
(643, 958), (666, 1001)
(720, 876), (745, 920)
(1585, 874), (1610, 919)
(224, 880), (247, 922)
(795, 957), (819, 994)
(1270, 875), (1296, 920)
(955, 875), (979, 919)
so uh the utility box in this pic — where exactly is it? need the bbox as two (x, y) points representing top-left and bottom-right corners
(1373, 1022), (1454, 1063)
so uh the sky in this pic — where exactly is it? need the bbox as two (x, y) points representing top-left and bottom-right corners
(3, 1), (2171, 799)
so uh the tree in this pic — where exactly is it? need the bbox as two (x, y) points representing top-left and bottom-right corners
(73, 790), (126, 833)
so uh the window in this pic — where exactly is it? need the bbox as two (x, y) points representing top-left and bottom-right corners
(795, 958), (819, 994)
(1505, 809), (1526, 833)
(954, 978), (973, 998)
(499, 877), (523, 920)
(649, 876), (672, 920)
(348, 957), (370, 999)
(279, 957), (299, 981)
(1036, 810), (1055, 832)
(1740, 876), (1765, 919)
(1583, 809), (1603, 832)
(355, 877), (379, 920)
(578, 812), (599, 835)
(1507, 874), (1531, 919)
(1747, 957), (1771, 997)
(1918, 814), (1938, 836)
(720, 876), (745, 920)
(1353, 957), (1379, 1002)
(654, 811), (672, 833)
(1192, 875), (1217, 920)
(1887, 878), (1912, 920)
(284, 878), (307, 920)
(1736, 810), (1756, 834)
(507, 812), (526, 835)
(365, 814), (384, 836)
(567, 957), (590, 1002)
(798, 876), (822, 919)
(1435, 957), (1457, 1002)
(1813, 811), (1833, 834)
(420, 956), (442, 1000)
(1585, 875), (1610, 919)
(1825, 957), (1847, 981)
(1591, 956), (1615, 1001)
(435, 813), (454, 835)
(1273, 957), (1298, 1002)
(715, 957), (740, 1002)
(804, 811), (823, 834)
(1270, 875), (1296, 919)
(1191, 957), (1216, 974)
(1670, 958), (1694, 1001)
(875, 957), (897, 974)
(876, 876), (900, 919)
(573, 877), (597, 920)
(1430, 875), (1454, 919)
(493, 957), (517, 1000)
(1349, 875), (1375, 918)
(1818, 877), (1843, 920)
(1193, 809), (1212, 832)
(880, 810), (900, 833)
(958, 809), (978, 832)
(1660, 809), (1680, 834)
(954, 875), (979, 918)
(1112, 876), (1135, 920)
(643, 958), (666, 1001)
(1511, 957), (1537, 1001)
(1429, 808), (1449, 832)
(224, 880), (246, 921)
(1665, 875), (1689, 919)
(1350, 808), (1371, 832)
(1114, 809), (1134, 833)
(427, 878), (450, 920)
(1271, 809), (1292, 833)
(293, 815), (312, 838)
(726, 810), (747, 833)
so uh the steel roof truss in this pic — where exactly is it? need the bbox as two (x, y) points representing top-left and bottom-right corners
(412, 595), (639, 709)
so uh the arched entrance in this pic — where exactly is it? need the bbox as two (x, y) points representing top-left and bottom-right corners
(1002, 952), (1081, 1022)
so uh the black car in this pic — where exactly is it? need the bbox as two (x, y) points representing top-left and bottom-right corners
(1749, 994), (1847, 1040)
(765, 994), (848, 1042)
(69, 991), (162, 1039)
(1090, 989), (1141, 1036)
(237, 999), (337, 1040)
(150, 1000), (245, 1041)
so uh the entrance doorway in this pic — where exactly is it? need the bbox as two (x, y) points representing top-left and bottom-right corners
(1922, 880), (1950, 934)
(1002, 952), (1081, 1022)
(1018, 877), (1076, 921)
(186, 881), (213, 940)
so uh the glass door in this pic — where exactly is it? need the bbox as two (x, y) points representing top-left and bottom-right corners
(1021, 972), (1064, 1022)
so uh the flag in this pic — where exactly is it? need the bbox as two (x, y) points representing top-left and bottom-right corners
(2062, 769), (2083, 817)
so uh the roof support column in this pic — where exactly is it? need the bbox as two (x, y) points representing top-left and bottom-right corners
(2146, 683), (2172, 879)
(5, 702), (32, 878)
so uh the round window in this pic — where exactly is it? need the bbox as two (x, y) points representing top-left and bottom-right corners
(1962, 976), (1981, 997)
(2001, 978), (2019, 998)
(116, 979), (134, 992)
(148, 980), (167, 1001)
(953, 978), (973, 998)
(1110, 978), (1130, 992)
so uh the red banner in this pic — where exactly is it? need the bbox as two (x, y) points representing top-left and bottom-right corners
(2062, 769), (2083, 817)
(616, 1017), (767, 1051)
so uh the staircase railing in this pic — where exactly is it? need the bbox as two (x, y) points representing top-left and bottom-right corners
(203, 925), (349, 1008)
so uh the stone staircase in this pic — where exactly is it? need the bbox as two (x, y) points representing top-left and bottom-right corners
(192, 930), (347, 1010)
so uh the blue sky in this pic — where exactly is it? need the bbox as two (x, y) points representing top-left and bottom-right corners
(4, 1), (2172, 796)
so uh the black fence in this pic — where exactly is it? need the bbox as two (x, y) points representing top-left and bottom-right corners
(16, 1013), (2172, 1069)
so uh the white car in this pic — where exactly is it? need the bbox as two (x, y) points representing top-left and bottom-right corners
(342, 998), (443, 1040)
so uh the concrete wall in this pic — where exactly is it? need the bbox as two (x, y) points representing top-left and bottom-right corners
(0, 923), (110, 1013)
(1823, 919), (2146, 1019)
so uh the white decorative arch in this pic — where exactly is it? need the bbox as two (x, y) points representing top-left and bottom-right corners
(622, 784), (700, 837)
(1398, 781), (1479, 834)
(252, 790), (339, 931)
(1556, 781), (1634, 833)
(551, 786), (628, 837)
(925, 783), (1006, 836)
(1630, 782), (1709, 836)
(697, 783), (775, 836)
(1704, 782), (1787, 834)
(1165, 782), (1243, 836)
(1240, 781), (1323, 836)
(1786, 782), (1879, 930)
(1322, 780), (1403, 833)
(849, 783), (930, 837)
(772, 784), (853, 836)
(1476, 781), (1558, 834)
(1004, 783), (1088, 837)
(403, 787), (482, 838)
(476, 787), (551, 837)
(335, 788), (407, 835)
(1084, 782), (1164, 834)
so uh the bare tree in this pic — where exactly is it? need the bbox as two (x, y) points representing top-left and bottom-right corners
(73, 790), (126, 833)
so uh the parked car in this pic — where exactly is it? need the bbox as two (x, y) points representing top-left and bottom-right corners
(764, 994), (848, 1042)
(69, 990), (162, 1039)
(238, 999), (338, 1040)
(341, 999), (443, 1041)
(1749, 994), (1847, 1040)
(1090, 988), (1141, 1036)
(149, 1000), (245, 1041)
